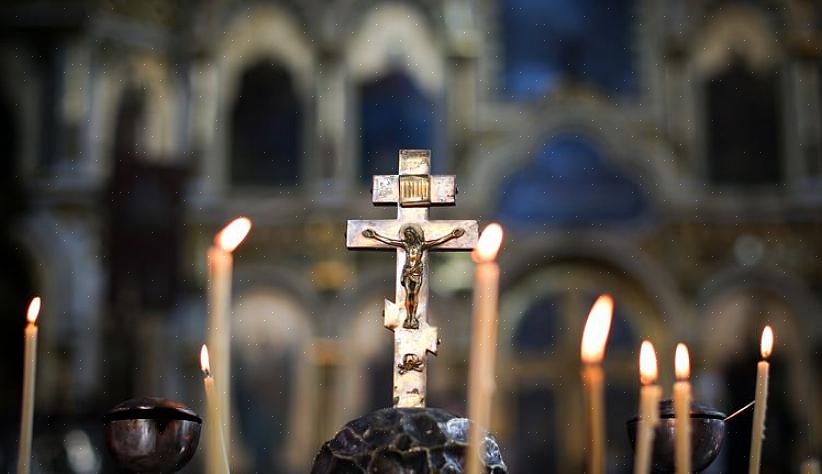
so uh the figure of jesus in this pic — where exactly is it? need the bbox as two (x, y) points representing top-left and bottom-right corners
(362, 225), (465, 329)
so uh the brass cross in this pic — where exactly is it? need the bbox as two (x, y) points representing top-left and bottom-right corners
(347, 150), (478, 407)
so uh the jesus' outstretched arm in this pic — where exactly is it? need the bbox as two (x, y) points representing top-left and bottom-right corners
(362, 229), (404, 247)
(422, 228), (465, 250)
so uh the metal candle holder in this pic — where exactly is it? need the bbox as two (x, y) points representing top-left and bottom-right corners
(627, 399), (726, 473)
(103, 398), (202, 474)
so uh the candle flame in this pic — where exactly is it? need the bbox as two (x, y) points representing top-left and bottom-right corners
(580, 294), (614, 364)
(215, 217), (252, 252)
(26, 297), (41, 324)
(473, 223), (503, 263)
(639, 340), (658, 385)
(200, 344), (211, 376)
(675, 343), (690, 380)
(760, 325), (773, 359)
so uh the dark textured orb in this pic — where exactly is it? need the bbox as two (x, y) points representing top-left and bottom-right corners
(312, 408), (507, 473)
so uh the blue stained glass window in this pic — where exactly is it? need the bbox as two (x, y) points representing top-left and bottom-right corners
(359, 71), (436, 181)
(496, 134), (647, 227)
(502, 0), (637, 100)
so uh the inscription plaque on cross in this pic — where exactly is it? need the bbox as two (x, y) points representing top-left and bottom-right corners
(347, 150), (478, 408)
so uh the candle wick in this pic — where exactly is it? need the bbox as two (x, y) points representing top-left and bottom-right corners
(724, 400), (756, 421)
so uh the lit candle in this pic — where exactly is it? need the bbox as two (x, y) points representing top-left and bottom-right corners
(201, 345), (230, 474)
(580, 294), (614, 474)
(207, 217), (251, 451)
(467, 223), (503, 474)
(749, 325), (773, 474)
(673, 343), (692, 474)
(634, 340), (662, 474)
(17, 297), (41, 474)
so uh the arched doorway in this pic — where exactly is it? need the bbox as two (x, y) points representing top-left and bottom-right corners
(701, 286), (811, 472)
(231, 288), (316, 473)
(499, 259), (668, 473)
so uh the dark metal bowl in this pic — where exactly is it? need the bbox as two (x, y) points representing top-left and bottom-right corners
(103, 398), (202, 474)
(627, 399), (726, 474)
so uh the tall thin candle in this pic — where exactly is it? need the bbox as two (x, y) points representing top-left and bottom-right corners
(201, 345), (230, 474)
(580, 294), (614, 474)
(634, 340), (662, 474)
(17, 297), (41, 474)
(673, 343), (692, 474)
(207, 217), (251, 452)
(467, 223), (503, 474)
(749, 326), (773, 474)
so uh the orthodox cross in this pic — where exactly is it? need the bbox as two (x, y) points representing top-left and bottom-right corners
(347, 150), (478, 408)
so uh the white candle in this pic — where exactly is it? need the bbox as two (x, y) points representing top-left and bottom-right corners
(634, 341), (661, 474)
(673, 343), (692, 474)
(17, 297), (41, 474)
(467, 224), (503, 474)
(749, 326), (773, 474)
(201, 345), (231, 474)
(580, 294), (614, 474)
(207, 217), (251, 452)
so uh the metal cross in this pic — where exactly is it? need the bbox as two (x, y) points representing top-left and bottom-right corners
(347, 150), (478, 407)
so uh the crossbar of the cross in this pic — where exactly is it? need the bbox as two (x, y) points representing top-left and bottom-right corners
(346, 220), (478, 250)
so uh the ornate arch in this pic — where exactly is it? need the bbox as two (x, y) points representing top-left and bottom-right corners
(697, 265), (822, 346)
(344, 2), (445, 96)
(217, 4), (315, 101)
(690, 5), (784, 78)
(696, 264), (821, 462)
(494, 236), (685, 471)
(200, 3), (316, 195)
(685, 4), (788, 187)
(229, 269), (320, 471)
(465, 109), (685, 212)
(500, 234), (689, 342)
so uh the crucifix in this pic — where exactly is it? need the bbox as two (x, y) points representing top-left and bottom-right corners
(347, 149), (478, 408)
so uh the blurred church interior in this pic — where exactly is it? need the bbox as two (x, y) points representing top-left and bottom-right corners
(0, 0), (821, 472)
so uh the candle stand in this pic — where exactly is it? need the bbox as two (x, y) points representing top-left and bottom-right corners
(311, 407), (507, 473)
(103, 398), (202, 473)
(627, 400), (726, 473)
